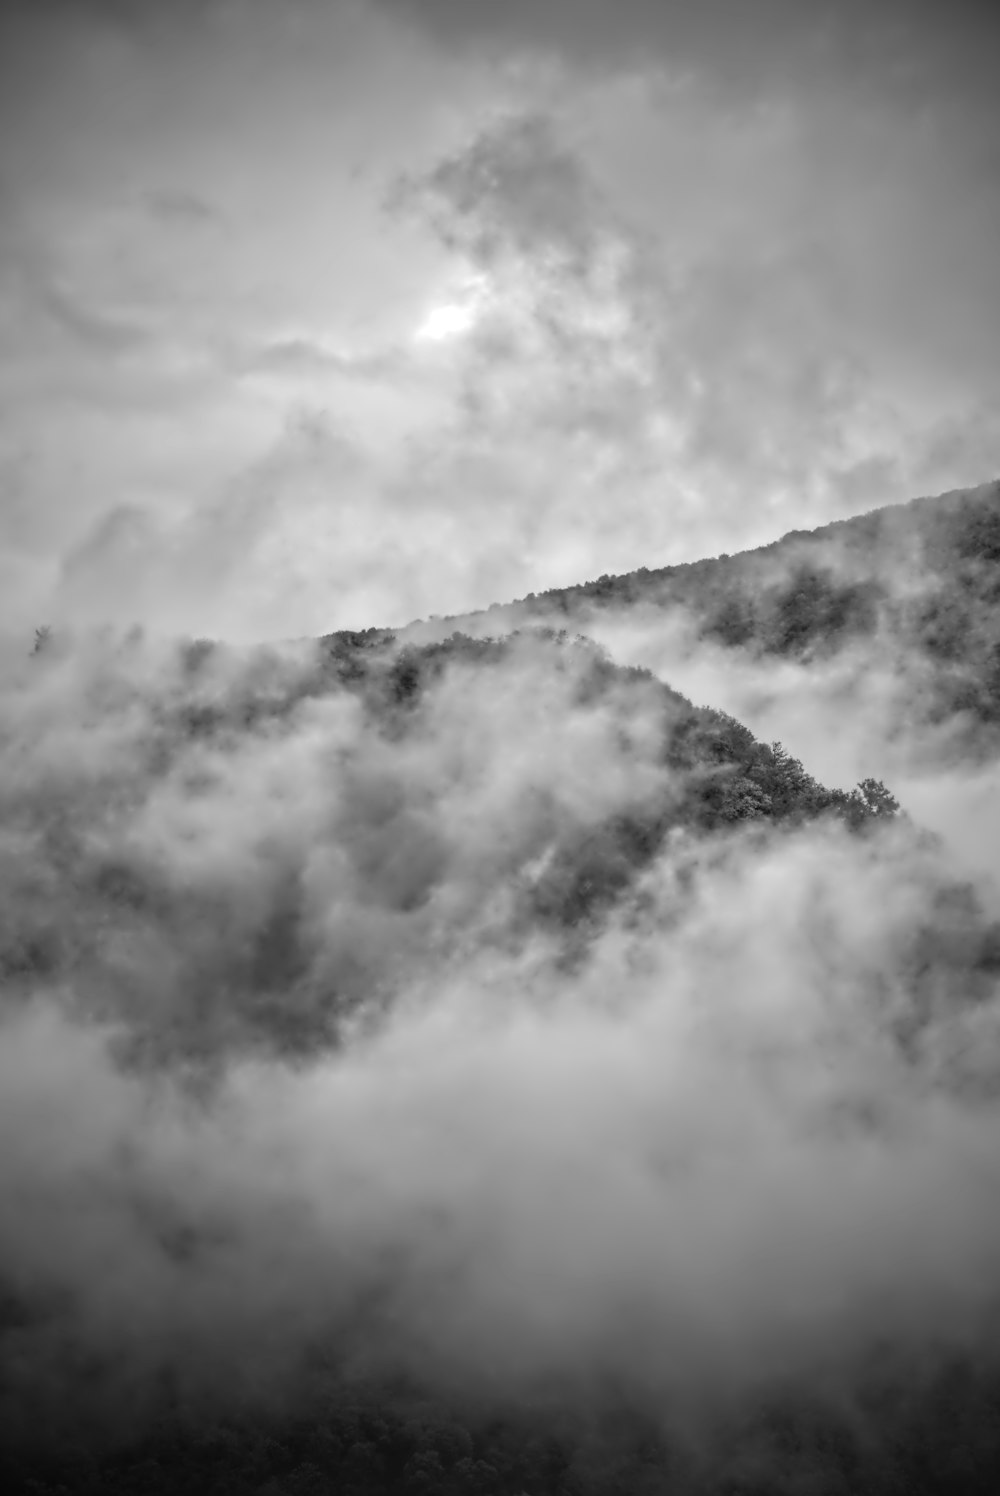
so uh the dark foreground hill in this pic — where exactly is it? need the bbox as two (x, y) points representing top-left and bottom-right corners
(4, 617), (1000, 1494)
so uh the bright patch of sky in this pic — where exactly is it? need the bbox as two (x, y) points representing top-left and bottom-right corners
(413, 272), (491, 343)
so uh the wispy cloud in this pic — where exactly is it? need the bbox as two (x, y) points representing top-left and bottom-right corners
(144, 186), (221, 226)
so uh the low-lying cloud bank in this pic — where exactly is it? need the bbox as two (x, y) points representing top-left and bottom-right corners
(2, 627), (1000, 1489)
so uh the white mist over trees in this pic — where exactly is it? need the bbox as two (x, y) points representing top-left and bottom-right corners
(4, 551), (1000, 1492)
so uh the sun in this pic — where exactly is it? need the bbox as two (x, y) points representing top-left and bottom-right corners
(412, 273), (490, 345)
(414, 299), (479, 343)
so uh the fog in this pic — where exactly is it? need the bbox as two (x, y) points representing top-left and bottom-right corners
(2, 622), (1000, 1485)
(573, 593), (1000, 901)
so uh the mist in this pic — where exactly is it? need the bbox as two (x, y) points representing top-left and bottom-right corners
(3, 623), (1000, 1493)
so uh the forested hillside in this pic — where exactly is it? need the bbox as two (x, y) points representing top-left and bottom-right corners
(4, 628), (898, 1073)
(398, 480), (1000, 746)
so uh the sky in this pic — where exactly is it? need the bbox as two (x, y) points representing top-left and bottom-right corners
(2, 0), (999, 642)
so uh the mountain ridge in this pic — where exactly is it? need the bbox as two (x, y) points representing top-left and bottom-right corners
(377, 477), (1000, 662)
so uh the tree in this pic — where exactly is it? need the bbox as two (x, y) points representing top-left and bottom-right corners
(855, 778), (900, 818)
(721, 776), (773, 821)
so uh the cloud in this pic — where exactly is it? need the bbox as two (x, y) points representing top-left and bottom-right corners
(527, 569), (1000, 910)
(47, 413), (416, 642)
(395, 112), (599, 269)
(384, 109), (998, 585)
(37, 275), (156, 356)
(241, 336), (407, 383)
(37, 77), (997, 647)
(3, 625), (1000, 1478)
(248, 339), (360, 376)
(143, 187), (221, 226)
(373, 0), (1000, 111)
(3, 0), (998, 649)
(6, 90), (993, 656)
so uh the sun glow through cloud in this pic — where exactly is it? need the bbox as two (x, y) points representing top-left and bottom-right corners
(414, 299), (478, 342)
(412, 272), (490, 344)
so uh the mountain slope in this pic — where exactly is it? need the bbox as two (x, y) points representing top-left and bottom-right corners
(7, 627), (898, 1073)
(387, 479), (1000, 748)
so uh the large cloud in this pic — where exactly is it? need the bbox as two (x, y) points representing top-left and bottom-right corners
(383, 108), (1000, 573)
(3, 625), (1000, 1481)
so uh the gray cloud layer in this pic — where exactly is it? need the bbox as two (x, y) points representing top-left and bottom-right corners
(2, 1), (998, 643)
(374, 0), (1000, 107)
